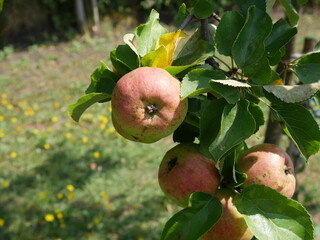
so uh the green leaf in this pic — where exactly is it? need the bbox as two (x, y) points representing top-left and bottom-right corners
(86, 62), (119, 95)
(272, 103), (320, 159)
(215, 11), (245, 56)
(164, 65), (195, 76)
(0, 0), (3, 11)
(279, 0), (299, 26)
(266, 0), (277, 13)
(173, 121), (199, 143)
(234, 184), (314, 240)
(294, 52), (320, 84)
(235, 0), (267, 15)
(232, 6), (272, 68)
(201, 100), (256, 161)
(297, 0), (308, 4)
(180, 69), (225, 99)
(243, 57), (272, 85)
(249, 102), (265, 132)
(110, 50), (129, 75)
(160, 192), (222, 240)
(123, 33), (139, 56)
(265, 19), (297, 57)
(209, 81), (241, 104)
(115, 44), (140, 70)
(174, 27), (215, 66)
(264, 83), (320, 103)
(191, 0), (214, 19)
(177, 3), (189, 26)
(135, 9), (168, 57)
(68, 93), (110, 122)
(199, 99), (227, 159)
(268, 46), (286, 66)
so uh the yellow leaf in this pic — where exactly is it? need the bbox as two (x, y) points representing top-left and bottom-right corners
(142, 30), (187, 68)
(156, 30), (187, 65)
(273, 78), (284, 85)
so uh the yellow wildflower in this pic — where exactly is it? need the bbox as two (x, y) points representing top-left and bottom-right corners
(7, 104), (13, 110)
(82, 137), (88, 143)
(2, 181), (10, 188)
(11, 117), (18, 123)
(18, 100), (27, 107)
(39, 192), (47, 199)
(0, 115), (4, 121)
(0, 218), (5, 227)
(66, 184), (75, 191)
(1, 99), (7, 106)
(106, 127), (115, 134)
(56, 193), (63, 199)
(16, 125), (22, 131)
(1, 93), (7, 98)
(108, 106), (112, 112)
(94, 218), (101, 224)
(87, 233), (93, 239)
(67, 192), (75, 200)
(44, 144), (51, 150)
(64, 132), (72, 138)
(0, 132), (4, 138)
(56, 213), (63, 219)
(45, 214), (55, 222)
(10, 152), (17, 158)
(100, 191), (107, 197)
(100, 123), (106, 129)
(24, 107), (35, 116)
(93, 152), (100, 158)
(51, 117), (58, 123)
(138, 238), (144, 240)
(33, 129), (39, 135)
(53, 102), (60, 109)
(82, 128), (88, 133)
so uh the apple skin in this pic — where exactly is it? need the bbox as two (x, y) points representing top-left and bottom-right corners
(158, 143), (220, 207)
(201, 189), (253, 240)
(111, 67), (188, 143)
(236, 143), (296, 198)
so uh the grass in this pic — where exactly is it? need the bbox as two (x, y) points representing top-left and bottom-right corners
(0, 12), (320, 240)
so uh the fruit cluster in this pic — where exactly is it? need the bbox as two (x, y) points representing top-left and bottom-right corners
(111, 67), (297, 240)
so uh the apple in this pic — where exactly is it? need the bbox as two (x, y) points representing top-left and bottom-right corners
(111, 67), (188, 143)
(236, 143), (296, 198)
(158, 143), (220, 207)
(201, 189), (253, 240)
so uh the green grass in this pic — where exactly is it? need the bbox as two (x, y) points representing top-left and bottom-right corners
(0, 12), (320, 240)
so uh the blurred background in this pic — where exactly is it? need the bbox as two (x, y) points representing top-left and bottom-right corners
(0, 0), (319, 239)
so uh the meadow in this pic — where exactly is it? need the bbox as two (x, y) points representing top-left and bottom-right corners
(0, 12), (320, 240)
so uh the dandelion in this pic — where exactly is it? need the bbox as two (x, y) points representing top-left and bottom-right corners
(33, 129), (39, 135)
(106, 127), (115, 134)
(94, 218), (101, 224)
(137, 238), (144, 240)
(10, 152), (17, 158)
(56, 213), (63, 219)
(64, 132), (72, 139)
(0, 218), (5, 227)
(16, 125), (22, 131)
(93, 152), (100, 158)
(1, 99), (8, 106)
(44, 143), (51, 150)
(67, 192), (75, 200)
(51, 117), (58, 123)
(0, 132), (4, 138)
(7, 104), (13, 110)
(44, 214), (55, 222)
(100, 123), (106, 129)
(39, 192), (47, 199)
(108, 106), (112, 112)
(53, 102), (60, 109)
(1, 93), (7, 98)
(46, 126), (52, 132)
(66, 184), (75, 191)
(82, 136), (88, 143)
(100, 191), (107, 197)
(18, 100), (27, 107)
(0, 115), (4, 121)
(1, 180), (10, 188)
(99, 115), (109, 124)
(24, 107), (35, 116)
(11, 117), (18, 123)
(56, 193), (63, 199)
(87, 233), (93, 239)
(106, 203), (113, 210)
(82, 128), (88, 133)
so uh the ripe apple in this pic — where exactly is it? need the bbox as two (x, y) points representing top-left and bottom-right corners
(158, 143), (220, 207)
(236, 143), (296, 198)
(111, 67), (188, 143)
(201, 189), (253, 240)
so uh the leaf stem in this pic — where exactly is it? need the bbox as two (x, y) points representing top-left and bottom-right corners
(178, 11), (194, 30)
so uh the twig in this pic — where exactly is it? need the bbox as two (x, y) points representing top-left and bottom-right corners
(178, 11), (194, 30)
(212, 12), (221, 22)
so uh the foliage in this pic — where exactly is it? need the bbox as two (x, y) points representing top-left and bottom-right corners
(70, 0), (320, 239)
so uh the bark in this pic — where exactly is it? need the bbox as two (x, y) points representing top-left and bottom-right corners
(91, 0), (100, 32)
(75, 0), (87, 33)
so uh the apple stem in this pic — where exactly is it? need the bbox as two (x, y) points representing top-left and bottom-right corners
(146, 104), (158, 114)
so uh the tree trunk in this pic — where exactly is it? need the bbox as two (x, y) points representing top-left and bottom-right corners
(91, 0), (100, 32)
(75, 0), (87, 33)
